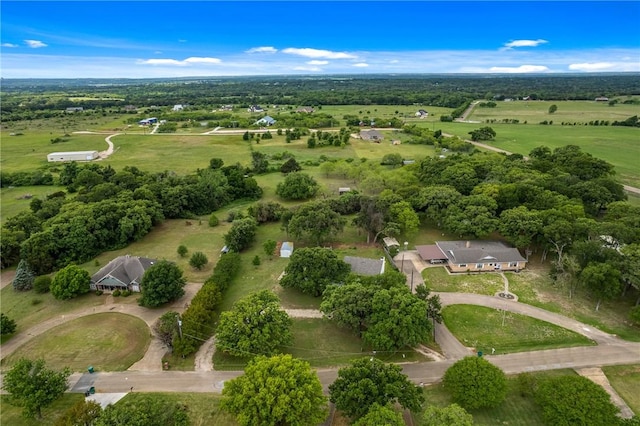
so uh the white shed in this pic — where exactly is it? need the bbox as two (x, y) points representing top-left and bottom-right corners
(47, 151), (99, 162)
(280, 242), (294, 258)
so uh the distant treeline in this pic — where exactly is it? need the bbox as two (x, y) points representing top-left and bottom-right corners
(2, 75), (639, 120)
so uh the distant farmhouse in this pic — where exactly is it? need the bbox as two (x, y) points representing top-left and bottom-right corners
(416, 241), (526, 272)
(595, 96), (609, 102)
(65, 107), (84, 113)
(248, 105), (265, 113)
(255, 116), (276, 126)
(138, 117), (158, 126)
(343, 256), (386, 276)
(220, 105), (234, 111)
(172, 104), (185, 111)
(47, 151), (99, 162)
(415, 109), (429, 118)
(296, 107), (315, 113)
(91, 255), (157, 292)
(359, 129), (384, 142)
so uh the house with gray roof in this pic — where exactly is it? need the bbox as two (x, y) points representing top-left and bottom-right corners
(255, 115), (276, 126)
(359, 129), (384, 142)
(416, 241), (526, 272)
(90, 255), (157, 292)
(343, 256), (386, 276)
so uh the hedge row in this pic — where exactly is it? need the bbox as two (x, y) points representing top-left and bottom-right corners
(173, 252), (241, 356)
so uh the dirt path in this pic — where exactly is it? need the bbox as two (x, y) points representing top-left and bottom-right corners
(194, 336), (216, 372)
(0, 270), (16, 289)
(284, 309), (324, 318)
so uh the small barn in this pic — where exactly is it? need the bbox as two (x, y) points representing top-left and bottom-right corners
(280, 242), (294, 258)
(47, 151), (99, 162)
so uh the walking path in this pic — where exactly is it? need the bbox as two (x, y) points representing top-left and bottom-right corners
(576, 367), (635, 419)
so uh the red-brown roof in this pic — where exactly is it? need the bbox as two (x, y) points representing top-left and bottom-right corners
(416, 245), (447, 260)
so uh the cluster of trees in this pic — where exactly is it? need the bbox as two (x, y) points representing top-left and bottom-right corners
(402, 125), (474, 152)
(138, 261), (186, 308)
(1, 159), (263, 272)
(307, 128), (351, 148)
(468, 126), (496, 141)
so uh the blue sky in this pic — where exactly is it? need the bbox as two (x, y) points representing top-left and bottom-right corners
(2, 1), (639, 78)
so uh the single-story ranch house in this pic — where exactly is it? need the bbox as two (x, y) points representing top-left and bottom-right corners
(360, 129), (384, 141)
(91, 255), (157, 292)
(416, 241), (526, 272)
(343, 256), (386, 276)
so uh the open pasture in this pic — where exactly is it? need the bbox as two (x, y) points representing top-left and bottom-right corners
(0, 185), (66, 224)
(1, 313), (150, 372)
(432, 121), (640, 187)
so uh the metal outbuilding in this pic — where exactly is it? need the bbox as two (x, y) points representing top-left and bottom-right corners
(47, 151), (99, 162)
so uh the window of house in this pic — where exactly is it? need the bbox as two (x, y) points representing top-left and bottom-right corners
(459, 264), (467, 268)
(509, 262), (518, 267)
(476, 263), (483, 269)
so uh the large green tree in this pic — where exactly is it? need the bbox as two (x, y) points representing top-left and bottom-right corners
(535, 375), (619, 426)
(221, 354), (328, 426)
(275, 172), (319, 200)
(12, 259), (36, 291)
(329, 358), (424, 420)
(3, 358), (70, 418)
(580, 262), (622, 311)
(288, 201), (346, 245)
(50, 264), (91, 300)
(443, 356), (507, 410)
(153, 311), (180, 348)
(55, 399), (103, 426)
(224, 217), (258, 252)
(353, 403), (404, 426)
(138, 260), (186, 308)
(216, 290), (292, 357)
(280, 247), (351, 297)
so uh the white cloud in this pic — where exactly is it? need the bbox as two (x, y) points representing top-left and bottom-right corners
(502, 39), (548, 50)
(569, 62), (614, 71)
(2, 43), (19, 48)
(178, 39), (187, 43)
(138, 57), (221, 66)
(154, 51), (163, 54)
(489, 65), (549, 73)
(246, 46), (278, 54)
(24, 39), (47, 48)
(282, 47), (356, 59)
(307, 60), (328, 65)
(389, 59), (399, 64)
(184, 57), (221, 64)
(352, 63), (369, 67)
(293, 66), (321, 72)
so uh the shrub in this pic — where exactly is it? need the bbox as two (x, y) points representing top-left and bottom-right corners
(177, 245), (188, 258)
(95, 290), (104, 296)
(252, 255), (261, 266)
(121, 290), (131, 297)
(50, 265), (91, 300)
(112, 289), (121, 297)
(31, 298), (42, 305)
(33, 275), (52, 294)
(208, 214), (219, 227)
(189, 251), (209, 270)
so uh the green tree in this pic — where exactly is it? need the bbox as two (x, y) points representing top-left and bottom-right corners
(280, 247), (351, 296)
(422, 403), (474, 426)
(353, 403), (404, 426)
(468, 126), (496, 141)
(221, 354), (327, 426)
(33, 275), (52, 294)
(50, 264), (91, 300)
(499, 206), (543, 251)
(443, 356), (507, 410)
(580, 262), (622, 311)
(153, 311), (180, 348)
(548, 104), (558, 114)
(138, 260), (186, 308)
(216, 290), (292, 357)
(3, 358), (70, 418)
(224, 217), (258, 252)
(276, 172), (319, 200)
(252, 255), (261, 266)
(55, 399), (103, 426)
(381, 153), (403, 167)
(288, 202), (346, 245)
(12, 259), (35, 291)
(535, 375), (619, 426)
(96, 394), (188, 426)
(177, 245), (188, 257)
(1, 312), (17, 335)
(242, 131), (250, 141)
(209, 157), (224, 169)
(251, 150), (269, 174)
(389, 201), (420, 238)
(189, 251), (208, 270)
(280, 157), (302, 174)
(263, 239), (277, 258)
(329, 358), (424, 420)
(208, 213), (219, 227)
(630, 305), (640, 325)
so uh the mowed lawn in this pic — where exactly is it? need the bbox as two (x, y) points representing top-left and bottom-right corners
(442, 305), (595, 354)
(603, 364), (640, 415)
(0, 394), (85, 426)
(422, 267), (504, 295)
(2, 313), (150, 372)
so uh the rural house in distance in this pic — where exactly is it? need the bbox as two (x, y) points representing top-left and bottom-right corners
(416, 241), (527, 272)
(90, 255), (157, 292)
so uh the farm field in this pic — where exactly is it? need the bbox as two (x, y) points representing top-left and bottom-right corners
(442, 305), (595, 354)
(1, 313), (150, 372)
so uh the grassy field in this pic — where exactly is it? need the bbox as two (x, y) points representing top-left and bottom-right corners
(213, 317), (430, 370)
(0, 185), (67, 224)
(422, 267), (505, 295)
(442, 305), (595, 354)
(0, 394), (85, 426)
(2, 313), (150, 372)
(418, 369), (575, 425)
(431, 120), (640, 187)
(603, 364), (640, 415)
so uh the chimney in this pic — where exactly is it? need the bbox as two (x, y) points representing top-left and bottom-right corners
(466, 241), (471, 248)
